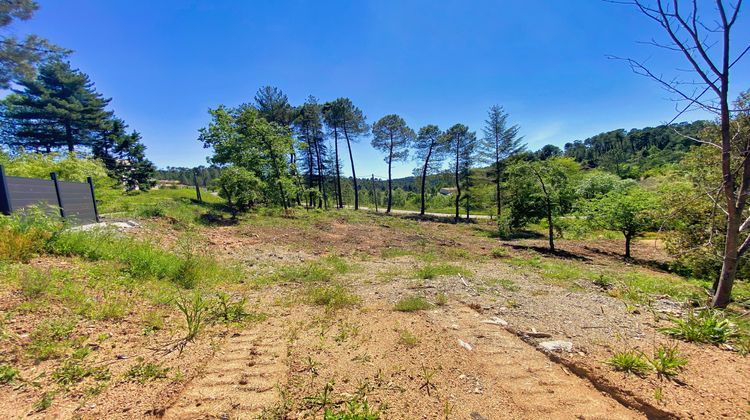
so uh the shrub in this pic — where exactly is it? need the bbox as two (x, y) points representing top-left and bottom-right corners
(0, 209), (61, 263)
(607, 349), (650, 375)
(661, 310), (734, 344)
(394, 295), (433, 312)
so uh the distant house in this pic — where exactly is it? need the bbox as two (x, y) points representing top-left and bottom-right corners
(439, 187), (457, 195)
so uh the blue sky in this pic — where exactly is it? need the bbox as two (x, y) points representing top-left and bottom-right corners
(13, 0), (750, 178)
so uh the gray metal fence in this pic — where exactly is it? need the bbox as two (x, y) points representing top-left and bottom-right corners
(0, 165), (100, 225)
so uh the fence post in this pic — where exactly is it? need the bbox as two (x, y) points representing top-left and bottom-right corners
(193, 170), (202, 202)
(87, 177), (100, 223)
(0, 165), (12, 215)
(50, 172), (65, 219)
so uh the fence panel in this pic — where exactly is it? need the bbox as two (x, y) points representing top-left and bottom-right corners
(5, 175), (60, 215)
(58, 181), (98, 224)
(0, 166), (100, 225)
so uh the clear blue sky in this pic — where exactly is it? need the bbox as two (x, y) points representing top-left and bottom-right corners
(15, 0), (750, 178)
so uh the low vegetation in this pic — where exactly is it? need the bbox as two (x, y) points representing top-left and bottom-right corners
(394, 295), (433, 312)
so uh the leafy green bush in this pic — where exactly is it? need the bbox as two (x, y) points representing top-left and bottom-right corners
(2, 152), (110, 186)
(662, 310), (734, 344)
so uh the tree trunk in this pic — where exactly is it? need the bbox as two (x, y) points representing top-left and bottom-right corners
(387, 144), (393, 214)
(333, 128), (343, 208)
(624, 233), (631, 260)
(343, 127), (359, 210)
(546, 198), (555, 252)
(495, 132), (502, 219)
(65, 124), (74, 152)
(714, 213), (740, 307)
(420, 141), (434, 216)
(454, 135), (461, 222)
(314, 139), (326, 209)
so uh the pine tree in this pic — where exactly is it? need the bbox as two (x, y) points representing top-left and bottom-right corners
(444, 124), (477, 221)
(371, 114), (414, 213)
(479, 105), (524, 218)
(414, 125), (448, 215)
(1, 61), (112, 152)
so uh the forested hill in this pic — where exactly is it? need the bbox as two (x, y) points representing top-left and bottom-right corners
(562, 120), (708, 178)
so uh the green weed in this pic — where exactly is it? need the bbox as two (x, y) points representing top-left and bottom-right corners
(649, 344), (688, 378)
(124, 357), (169, 383)
(661, 310), (735, 344)
(27, 318), (76, 361)
(175, 292), (208, 341)
(607, 349), (650, 375)
(415, 264), (469, 280)
(394, 295), (433, 312)
(0, 364), (19, 383)
(399, 330), (419, 347)
(305, 284), (360, 309)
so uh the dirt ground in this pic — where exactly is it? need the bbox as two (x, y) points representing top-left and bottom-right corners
(1, 211), (749, 419)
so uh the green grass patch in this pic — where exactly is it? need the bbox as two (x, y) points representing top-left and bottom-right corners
(27, 318), (76, 361)
(255, 256), (352, 286)
(415, 263), (470, 280)
(607, 349), (650, 375)
(304, 284), (360, 309)
(485, 278), (520, 291)
(123, 357), (169, 383)
(661, 309), (735, 344)
(394, 295), (433, 312)
(0, 364), (19, 383)
(398, 329), (419, 347)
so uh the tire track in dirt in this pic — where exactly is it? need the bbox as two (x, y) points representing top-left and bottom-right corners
(433, 304), (643, 419)
(162, 322), (288, 419)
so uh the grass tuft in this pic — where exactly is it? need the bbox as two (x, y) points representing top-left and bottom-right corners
(394, 295), (433, 312)
(305, 284), (360, 309)
(661, 309), (735, 344)
(607, 349), (650, 375)
(415, 264), (470, 280)
(649, 344), (688, 378)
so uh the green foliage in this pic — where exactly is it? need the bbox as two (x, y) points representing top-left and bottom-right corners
(52, 359), (110, 387)
(199, 105), (298, 207)
(607, 349), (650, 375)
(0, 208), (62, 263)
(2, 61), (110, 151)
(649, 344), (688, 378)
(215, 165), (264, 216)
(661, 310), (735, 344)
(582, 185), (660, 258)
(175, 292), (208, 341)
(0, 1), (70, 89)
(505, 157), (581, 244)
(394, 295), (433, 312)
(0, 364), (19, 384)
(2, 152), (110, 185)
(124, 357), (169, 383)
(33, 392), (54, 412)
(27, 318), (75, 361)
